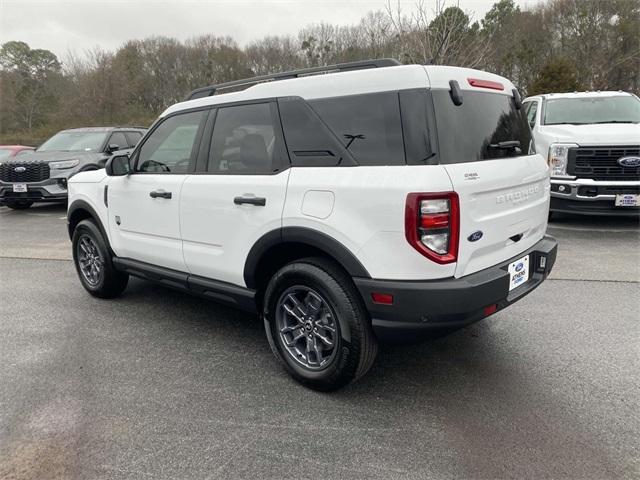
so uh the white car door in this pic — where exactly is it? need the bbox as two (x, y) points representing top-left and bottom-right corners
(180, 101), (290, 287)
(107, 109), (208, 271)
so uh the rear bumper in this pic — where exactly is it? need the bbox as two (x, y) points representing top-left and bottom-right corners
(354, 235), (558, 343)
(550, 178), (640, 216)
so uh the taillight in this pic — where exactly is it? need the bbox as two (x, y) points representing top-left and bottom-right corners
(405, 192), (459, 264)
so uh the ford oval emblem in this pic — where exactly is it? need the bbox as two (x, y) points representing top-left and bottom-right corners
(515, 262), (524, 272)
(618, 156), (640, 167)
(467, 230), (483, 242)
(14, 166), (26, 173)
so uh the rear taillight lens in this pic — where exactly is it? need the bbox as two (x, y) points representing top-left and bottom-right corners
(405, 192), (459, 264)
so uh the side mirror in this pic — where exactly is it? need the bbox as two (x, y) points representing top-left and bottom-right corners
(105, 155), (131, 176)
(106, 143), (121, 154)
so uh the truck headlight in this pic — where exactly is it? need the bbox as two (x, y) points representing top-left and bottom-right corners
(50, 159), (80, 170)
(548, 144), (577, 177)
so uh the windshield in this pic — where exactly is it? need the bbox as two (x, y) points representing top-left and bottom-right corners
(37, 131), (108, 152)
(432, 90), (533, 163)
(544, 96), (640, 125)
(0, 148), (13, 159)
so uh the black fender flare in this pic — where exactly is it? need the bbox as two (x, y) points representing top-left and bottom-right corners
(243, 227), (371, 289)
(67, 200), (109, 247)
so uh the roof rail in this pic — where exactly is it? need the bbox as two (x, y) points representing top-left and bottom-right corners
(185, 58), (402, 101)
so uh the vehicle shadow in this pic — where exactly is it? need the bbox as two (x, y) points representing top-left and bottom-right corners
(109, 277), (625, 479)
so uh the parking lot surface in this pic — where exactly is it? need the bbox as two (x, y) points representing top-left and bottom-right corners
(1, 204), (639, 479)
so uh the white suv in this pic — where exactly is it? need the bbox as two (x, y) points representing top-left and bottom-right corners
(67, 59), (557, 390)
(523, 91), (640, 216)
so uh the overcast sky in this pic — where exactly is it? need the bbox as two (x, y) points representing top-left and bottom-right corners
(1, 0), (535, 61)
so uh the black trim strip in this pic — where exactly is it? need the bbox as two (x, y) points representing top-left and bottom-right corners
(112, 257), (257, 312)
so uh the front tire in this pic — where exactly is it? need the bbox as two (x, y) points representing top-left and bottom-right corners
(72, 219), (128, 298)
(5, 200), (33, 210)
(263, 258), (378, 391)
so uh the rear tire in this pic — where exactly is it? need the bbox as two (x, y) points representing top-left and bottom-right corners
(5, 200), (33, 210)
(72, 219), (128, 298)
(263, 257), (378, 391)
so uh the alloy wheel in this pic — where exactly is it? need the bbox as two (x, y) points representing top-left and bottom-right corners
(276, 286), (339, 370)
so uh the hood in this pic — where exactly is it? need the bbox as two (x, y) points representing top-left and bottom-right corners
(2, 150), (106, 164)
(538, 123), (640, 146)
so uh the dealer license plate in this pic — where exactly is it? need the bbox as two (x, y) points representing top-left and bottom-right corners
(12, 183), (27, 193)
(508, 255), (529, 291)
(615, 194), (639, 207)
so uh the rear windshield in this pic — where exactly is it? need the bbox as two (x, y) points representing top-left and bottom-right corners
(543, 95), (640, 125)
(431, 90), (533, 163)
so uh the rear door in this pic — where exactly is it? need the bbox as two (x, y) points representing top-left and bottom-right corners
(107, 109), (207, 271)
(431, 89), (550, 277)
(180, 101), (290, 287)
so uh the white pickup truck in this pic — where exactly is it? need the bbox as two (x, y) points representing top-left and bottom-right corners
(523, 91), (640, 216)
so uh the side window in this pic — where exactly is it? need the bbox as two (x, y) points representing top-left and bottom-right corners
(526, 101), (538, 128)
(207, 103), (281, 174)
(107, 132), (128, 150)
(308, 92), (405, 166)
(278, 97), (355, 167)
(125, 131), (143, 148)
(136, 111), (205, 173)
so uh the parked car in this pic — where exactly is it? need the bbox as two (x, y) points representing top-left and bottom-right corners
(523, 91), (640, 216)
(67, 59), (557, 390)
(0, 126), (146, 210)
(0, 145), (35, 158)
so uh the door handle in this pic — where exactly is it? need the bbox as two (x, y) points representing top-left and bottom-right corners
(149, 190), (172, 199)
(234, 195), (266, 206)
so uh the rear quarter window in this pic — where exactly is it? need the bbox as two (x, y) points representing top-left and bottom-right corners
(308, 92), (405, 166)
(432, 90), (533, 163)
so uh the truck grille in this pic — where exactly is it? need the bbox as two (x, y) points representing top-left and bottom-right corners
(568, 146), (640, 181)
(0, 162), (50, 183)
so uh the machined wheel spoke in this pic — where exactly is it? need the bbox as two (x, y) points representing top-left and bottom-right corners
(315, 332), (334, 347)
(304, 292), (322, 319)
(316, 320), (336, 334)
(79, 242), (90, 256)
(280, 324), (300, 334)
(312, 337), (323, 364)
(305, 336), (315, 364)
(283, 304), (305, 324)
(284, 331), (305, 347)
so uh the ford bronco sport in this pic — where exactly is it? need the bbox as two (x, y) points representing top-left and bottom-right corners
(67, 59), (557, 390)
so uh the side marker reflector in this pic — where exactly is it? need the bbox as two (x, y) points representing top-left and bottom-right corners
(372, 293), (394, 305)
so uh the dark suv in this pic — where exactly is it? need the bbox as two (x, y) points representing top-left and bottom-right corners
(0, 126), (146, 209)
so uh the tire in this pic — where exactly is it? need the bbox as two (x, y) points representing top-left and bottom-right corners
(5, 200), (33, 210)
(263, 257), (378, 391)
(72, 219), (128, 298)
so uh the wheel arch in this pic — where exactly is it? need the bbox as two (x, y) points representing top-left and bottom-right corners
(67, 200), (110, 248)
(244, 227), (371, 293)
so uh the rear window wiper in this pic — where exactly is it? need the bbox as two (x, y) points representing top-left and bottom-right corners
(488, 141), (522, 155)
(488, 140), (521, 150)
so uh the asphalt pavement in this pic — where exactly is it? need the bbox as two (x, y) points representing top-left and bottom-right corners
(0, 204), (638, 479)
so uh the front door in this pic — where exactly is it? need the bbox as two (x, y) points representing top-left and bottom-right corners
(107, 109), (208, 271)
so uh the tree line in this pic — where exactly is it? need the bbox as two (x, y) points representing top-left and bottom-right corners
(1, 0), (638, 145)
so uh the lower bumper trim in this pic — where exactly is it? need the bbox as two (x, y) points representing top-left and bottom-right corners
(354, 235), (558, 343)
